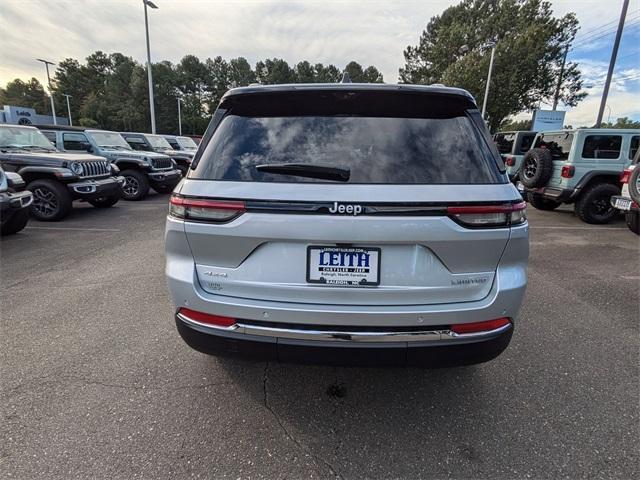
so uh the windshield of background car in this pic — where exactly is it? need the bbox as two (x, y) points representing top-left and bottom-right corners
(193, 91), (503, 184)
(534, 132), (573, 160)
(0, 126), (56, 150)
(177, 136), (198, 150)
(494, 133), (516, 154)
(88, 131), (132, 149)
(146, 135), (173, 149)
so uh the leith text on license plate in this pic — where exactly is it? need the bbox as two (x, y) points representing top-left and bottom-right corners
(307, 247), (380, 286)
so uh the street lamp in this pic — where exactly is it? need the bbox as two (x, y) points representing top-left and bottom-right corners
(36, 58), (57, 125)
(143, 0), (158, 133)
(480, 41), (497, 120)
(62, 94), (73, 126)
(177, 97), (182, 136)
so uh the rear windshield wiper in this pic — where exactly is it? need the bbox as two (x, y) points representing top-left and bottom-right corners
(255, 163), (350, 182)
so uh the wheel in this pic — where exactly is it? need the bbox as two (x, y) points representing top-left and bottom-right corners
(520, 148), (554, 188)
(88, 194), (120, 208)
(28, 179), (73, 221)
(176, 164), (189, 177)
(153, 183), (175, 194)
(527, 192), (561, 211)
(574, 183), (620, 224)
(629, 168), (640, 205)
(1, 208), (29, 235)
(120, 169), (150, 201)
(625, 211), (640, 235)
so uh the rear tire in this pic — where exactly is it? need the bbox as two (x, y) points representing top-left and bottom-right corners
(120, 169), (150, 201)
(88, 194), (120, 208)
(629, 168), (640, 205)
(1, 208), (29, 235)
(28, 179), (73, 221)
(152, 183), (175, 194)
(527, 192), (561, 211)
(574, 183), (620, 224)
(520, 148), (554, 188)
(626, 211), (640, 235)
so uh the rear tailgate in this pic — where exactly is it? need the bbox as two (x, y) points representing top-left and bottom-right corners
(179, 182), (518, 306)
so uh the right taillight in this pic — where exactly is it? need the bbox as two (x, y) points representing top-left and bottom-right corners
(169, 194), (245, 222)
(447, 202), (527, 228)
(620, 168), (632, 184)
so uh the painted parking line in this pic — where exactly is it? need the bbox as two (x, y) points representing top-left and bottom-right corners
(25, 226), (120, 232)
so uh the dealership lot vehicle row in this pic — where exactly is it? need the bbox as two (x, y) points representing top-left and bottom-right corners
(1, 200), (637, 479)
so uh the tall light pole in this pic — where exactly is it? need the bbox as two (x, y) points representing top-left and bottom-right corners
(63, 94), (73, 126)
(36, 58), (57, 125)
(143, 0), (158, 133)
(177, 97), (182, 136)
(596, 0), (629, 128)
(481, 42), (496, 119)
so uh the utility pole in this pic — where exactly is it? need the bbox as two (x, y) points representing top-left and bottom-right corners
(143, 0), (158, 133)
(552, 45), (569, 110)
(63, 94), (73, 126)
(36, 58), (57, 125)
(481, 43), (496, 119)
(596, 0), (629, 127)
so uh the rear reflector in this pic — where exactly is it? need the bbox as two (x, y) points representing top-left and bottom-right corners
(450, 318), (511, 334)
(177, 308), (236, 327)
(170, 195), (245, 222)
(447, 202), (526, 227)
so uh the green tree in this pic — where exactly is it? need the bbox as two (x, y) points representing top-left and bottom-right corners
(313, 64), (341, 83)
(228, 57), (256, 87)
(0, 78), (49, 112)
(255, 58), (296, 84)
(499, 118), (532, 131)
(400, 0), (586, 130)
(599, 117), (640, 129)
(295, 61), (316, 83)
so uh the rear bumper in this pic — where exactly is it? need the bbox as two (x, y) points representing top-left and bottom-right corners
(175, 314), (513, 367)
(67, 176), (124, 200)
(611, 195), (638, 212)
(524, 186), (575, 202)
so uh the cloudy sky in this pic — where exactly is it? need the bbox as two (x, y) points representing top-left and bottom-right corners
(1, 0), (638, 126)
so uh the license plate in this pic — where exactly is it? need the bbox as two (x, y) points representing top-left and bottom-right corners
(614, 198), (632, 210)
(306, 246), (380, 286)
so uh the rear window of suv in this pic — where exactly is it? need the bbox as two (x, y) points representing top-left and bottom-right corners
(534, 133), (573, 160)
(494, 133), (515, 154)
(193, 91), (503, 185)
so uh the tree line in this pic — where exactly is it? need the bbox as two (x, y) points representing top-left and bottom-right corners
(2, 0), (600, 134)
(0, 55), (383, 135)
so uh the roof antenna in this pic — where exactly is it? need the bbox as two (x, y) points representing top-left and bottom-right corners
(340, 71), (352, 83)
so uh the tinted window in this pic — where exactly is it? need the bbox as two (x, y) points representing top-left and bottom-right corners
(167, 138), (180, 149)
(494, 133), (516, 154)
(535, 133), (573, 160)
(63, 132), (89, 151)
(42, 131), (56, 144)
(630, 136), (639, 160)
(194, 114), (502, 184)
(582, 135), (622, 159)
(518, 133), (536, 154)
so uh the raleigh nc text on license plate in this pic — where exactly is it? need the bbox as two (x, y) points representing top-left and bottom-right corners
(307, 246), (381, 286)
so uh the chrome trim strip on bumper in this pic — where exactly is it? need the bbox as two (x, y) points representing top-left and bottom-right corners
(176, 311), (512, 343)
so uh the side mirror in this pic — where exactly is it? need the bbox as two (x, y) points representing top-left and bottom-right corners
(82, 143), (93, 153)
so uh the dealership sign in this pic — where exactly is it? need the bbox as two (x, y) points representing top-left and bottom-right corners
(532, 109), (566, 132)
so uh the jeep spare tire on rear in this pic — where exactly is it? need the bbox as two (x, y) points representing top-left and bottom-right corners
(520, 148), (554, 188)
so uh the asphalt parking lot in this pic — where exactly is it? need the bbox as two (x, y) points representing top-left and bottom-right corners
(1, 194), (638, 479)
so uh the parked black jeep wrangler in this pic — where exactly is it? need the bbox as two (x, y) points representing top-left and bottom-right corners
(0, 166), (33, 235)
(0, 124), (124, 221)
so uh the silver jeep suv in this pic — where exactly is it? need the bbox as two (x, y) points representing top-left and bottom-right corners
(165, 83), (529, 367)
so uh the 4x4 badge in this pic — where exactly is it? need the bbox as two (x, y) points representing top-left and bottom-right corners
(328, 202), (362, 215)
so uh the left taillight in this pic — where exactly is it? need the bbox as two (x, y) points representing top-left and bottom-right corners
(447, 202), (527, 228)
(504, 156), (516, 167)
(620, 168), (632, 184)
(169, 194), (245, 222)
